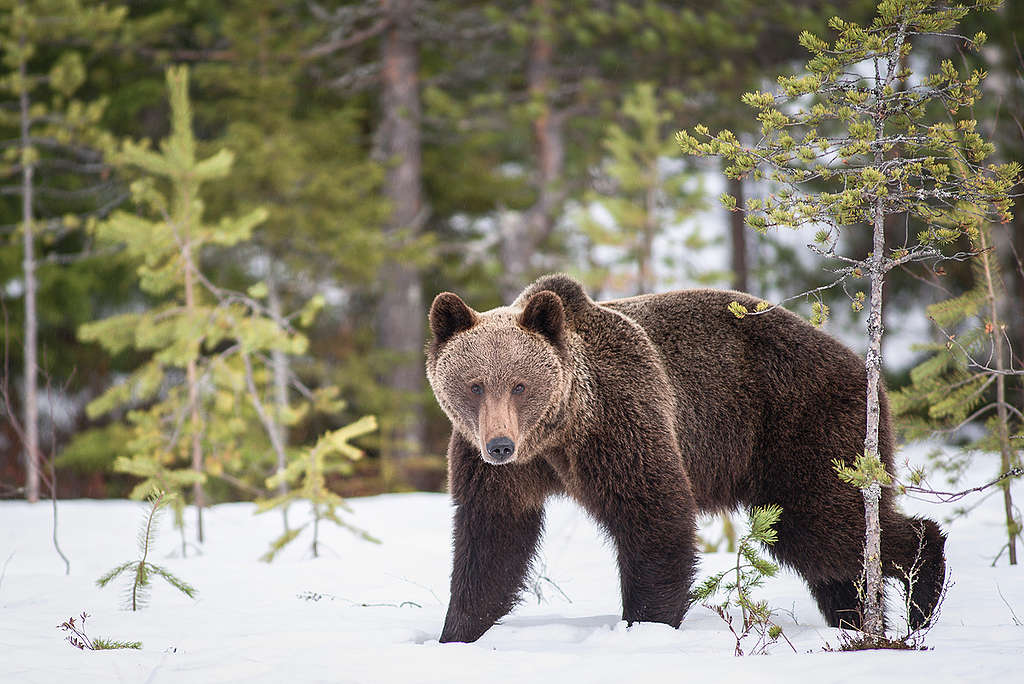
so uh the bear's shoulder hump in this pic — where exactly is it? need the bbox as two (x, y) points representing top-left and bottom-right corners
(514, 273), (593, 320)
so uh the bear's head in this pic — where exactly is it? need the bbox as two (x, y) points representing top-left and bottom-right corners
(426, 289), (570, 465)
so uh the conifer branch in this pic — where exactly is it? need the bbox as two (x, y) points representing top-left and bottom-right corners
(899, 467), (1024, 504)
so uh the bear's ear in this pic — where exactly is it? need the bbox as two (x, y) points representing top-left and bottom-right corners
(430, 292), (477, 343)
(519, 290), (565, 347)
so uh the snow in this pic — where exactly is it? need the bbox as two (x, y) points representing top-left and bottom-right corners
(2, 447), (1022, 684)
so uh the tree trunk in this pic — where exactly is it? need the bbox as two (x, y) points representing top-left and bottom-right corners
(182, 220), (204, 543)
(18, 39), (40, 504)
(979, 227), (1018, 565)
(728, 176), (748, 293)
(638, 162), (657, 294)
(267, 273), (291, 530)
(860, 175), (887, 639)
(377, 0), (426, 488)
(498, 0), (564, 302)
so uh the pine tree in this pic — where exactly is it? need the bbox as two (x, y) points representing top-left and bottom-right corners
(579, 82), (712, 295)
(79, 66), (270, 543)
(680, 0), (1020, 636)
(892, 223), (1022, 564)
(693, 505), (794, 656)
(80, 66), (379, 554)
(0, 0), (126, 502)
(307, 0), (437, 490)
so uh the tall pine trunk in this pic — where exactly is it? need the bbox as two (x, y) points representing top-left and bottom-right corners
(979, 227), (1018, 565)
(861, 204), (886, 637)
(377, 0), (426, 488)
(18, 35), (40, 504)
(638, 162), (657, 294)
(267, 273), (290, 530)
(498, 0), (564, 302)
(182, 199), (204, 543)
(860, 54), (890, 636)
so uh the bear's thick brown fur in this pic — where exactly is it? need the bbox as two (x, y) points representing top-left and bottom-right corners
(426, 273), (946, 644)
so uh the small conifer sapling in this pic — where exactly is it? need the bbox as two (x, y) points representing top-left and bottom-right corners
(96, 490), (197, 611)
(693, 505), (795, 656)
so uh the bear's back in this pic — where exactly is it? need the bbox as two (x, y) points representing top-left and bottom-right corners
(601, 288), (865, 390)
(601, 289), (871, 510)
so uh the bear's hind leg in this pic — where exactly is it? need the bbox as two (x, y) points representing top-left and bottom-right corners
(746, 460), (868, 630)
(808, 578), (862, 629)
(763, 496), (946, 631)
(881, 509), (947, 630)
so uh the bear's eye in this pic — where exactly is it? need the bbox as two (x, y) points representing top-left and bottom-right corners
(512, 383), (525, 395)
(470, 383), (483, 395)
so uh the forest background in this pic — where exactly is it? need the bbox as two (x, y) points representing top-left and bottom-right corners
(1, 0), (1022, 534)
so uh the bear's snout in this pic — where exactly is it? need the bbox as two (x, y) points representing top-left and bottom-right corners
(484, 436), (515, 464)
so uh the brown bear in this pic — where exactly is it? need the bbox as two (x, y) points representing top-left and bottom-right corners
(426, 273), (946, 644)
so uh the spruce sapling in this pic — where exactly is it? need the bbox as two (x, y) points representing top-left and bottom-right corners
(96, 491), (197, 611)
(694, 505), (795, 656)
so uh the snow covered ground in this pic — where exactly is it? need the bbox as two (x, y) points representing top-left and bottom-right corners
(2, 449), (1022, 684)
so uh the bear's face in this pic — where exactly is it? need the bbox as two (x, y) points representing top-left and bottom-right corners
(427, 291), (568, 465)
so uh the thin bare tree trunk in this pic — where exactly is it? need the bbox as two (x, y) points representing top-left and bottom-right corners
(861, 239), (885, 637)
(979, 227), (1018, 565)
(498, 0), (565, 302)
(182, 224), (204, 543)
(860, 101), (888, 638)
(377, 0), (426, 488)
(638, 162), (657, 294)
(18, 36), (40, 504)
(728, 176), (748, 293)
(267, 273), (290, 530)
(49, 450), (70, 574)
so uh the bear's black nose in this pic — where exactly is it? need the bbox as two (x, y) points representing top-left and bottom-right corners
(485, 437), (515, 462)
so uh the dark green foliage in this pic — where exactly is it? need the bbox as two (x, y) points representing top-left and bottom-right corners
(96, 491), (197, 611)
(1, 0), (1023, 507)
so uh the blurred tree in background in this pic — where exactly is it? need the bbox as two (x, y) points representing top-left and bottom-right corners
(0, 0), (126, 501)
(80, 66), (378, 552)
(577, 82), (712, 294)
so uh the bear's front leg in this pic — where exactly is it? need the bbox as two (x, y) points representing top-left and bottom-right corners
(440, 433), (560, 643)
(577, 438), (699, 628)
